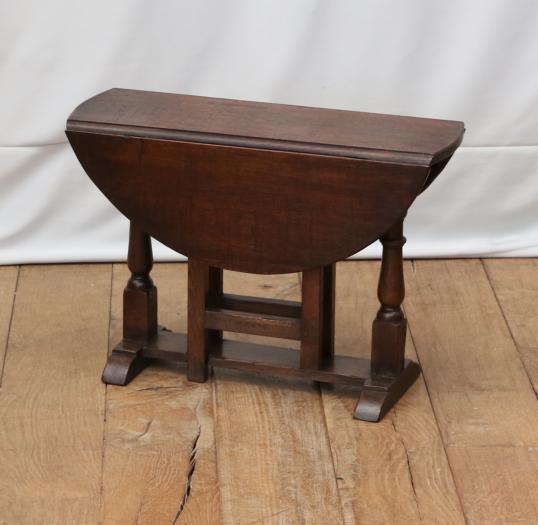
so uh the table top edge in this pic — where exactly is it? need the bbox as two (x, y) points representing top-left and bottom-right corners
(67, 88), (465, 167)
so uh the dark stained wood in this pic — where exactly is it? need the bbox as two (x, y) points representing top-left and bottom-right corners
(67, 88), (464, 165)
(100, 348), (149, 386)
(371, 219), (407, 376)
(214, 293), (301, 318)
(187, 258), (211, 382)
(322, 263), (336, 361)
(123, 222), (157, 340)
(354, 219), (410, 420)
(135, 327), (187, 361)
(69, 89), (463, 421)
(66, 90), (463, 275)
(354, 361), (421, 422)
(211, 340), (370, 386)
(101, 222), (155, 385)
(107, 327), (420, 392)
(205, 308), (302, 340)
(207, 266), (223, 346)
(300, 267), (325, 369)
(67, 132), (431, 274)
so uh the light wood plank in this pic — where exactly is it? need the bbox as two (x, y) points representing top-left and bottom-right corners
(0, 265), (111, 524)
(4, 259), (535, 524)
(404, 259), (538, 524)
(101, 263), (220, 525)
(483, 258), (538, 391)
(429, 389), (538, 447)
(321, 261), (465, 525)
(215, 270), (344, 525)
(406, 260), (529, 393)
(448, 446), (538, 525)
(405, 260), (538, 446)
(0, 265), (18, 383)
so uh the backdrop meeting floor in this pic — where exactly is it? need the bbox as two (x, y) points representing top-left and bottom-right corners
(1, 0), (537, 264)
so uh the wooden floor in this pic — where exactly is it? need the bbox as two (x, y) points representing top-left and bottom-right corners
(0, 260), (537, 524)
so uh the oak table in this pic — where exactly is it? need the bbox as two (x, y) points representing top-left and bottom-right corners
(66, 89), (464, 421)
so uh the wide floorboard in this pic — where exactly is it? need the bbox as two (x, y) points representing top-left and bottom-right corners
(0, 260), (536, 524)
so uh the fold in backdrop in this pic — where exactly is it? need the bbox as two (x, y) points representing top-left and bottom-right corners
(1, 0), (537, 264)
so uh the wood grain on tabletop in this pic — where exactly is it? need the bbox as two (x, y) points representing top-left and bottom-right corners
(68, 88), (464, 165)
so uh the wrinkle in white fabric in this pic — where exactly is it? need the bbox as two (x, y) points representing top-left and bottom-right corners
(1, 0), (537, 263)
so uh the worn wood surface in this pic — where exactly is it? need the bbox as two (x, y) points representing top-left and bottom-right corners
(68, 88), (464, 165)
(101, 264), (220, 525)
(0, 265), (111, 524)
(0, 266), (18, 383)
(483, 258), (538, 392)
(405, 260), (538, 525)
(321, 262), (465, 525)
(215, 270), (345, 524)
(1, 260), (537, 524)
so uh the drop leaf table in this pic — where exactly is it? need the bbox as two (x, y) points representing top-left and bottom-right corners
(66, 89), (463, 422)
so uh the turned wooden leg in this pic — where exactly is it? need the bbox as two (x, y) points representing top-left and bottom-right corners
(102, 222), (157, 385)
(371, 220), (407, 376)
(355, 218), (420, 421)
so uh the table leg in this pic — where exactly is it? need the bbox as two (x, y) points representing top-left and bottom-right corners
(300, 267), (324, 369)
(371, 219), (407, 376)
(207, 266), (223, 346)
(322, 263), (336, 362)
(102, 222), (157, 385)
(187, 260), (223, 382)
(355, 218), (420, 421)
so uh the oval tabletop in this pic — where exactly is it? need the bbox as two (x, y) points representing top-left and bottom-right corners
(66, 89), (464, 274)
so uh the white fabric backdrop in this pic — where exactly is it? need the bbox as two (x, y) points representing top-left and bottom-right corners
(1, 0), (537, 264)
